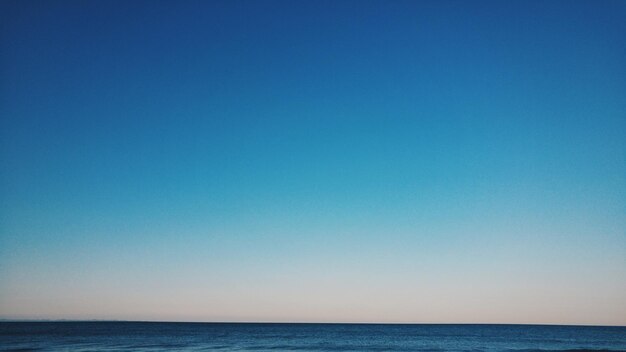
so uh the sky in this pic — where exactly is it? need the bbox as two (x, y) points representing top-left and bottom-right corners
(0, 0), (625, 325)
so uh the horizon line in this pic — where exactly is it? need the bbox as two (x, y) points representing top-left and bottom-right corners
(1, 319), (624, 328)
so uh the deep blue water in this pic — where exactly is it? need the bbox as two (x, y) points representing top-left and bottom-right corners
(1, 322), (625, 352)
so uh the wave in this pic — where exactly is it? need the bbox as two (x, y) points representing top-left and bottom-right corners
(508, 349), (626, 352)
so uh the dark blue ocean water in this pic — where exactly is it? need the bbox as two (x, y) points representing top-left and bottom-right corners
(1, 322), (625, 352)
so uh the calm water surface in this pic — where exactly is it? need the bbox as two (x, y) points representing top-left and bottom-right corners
(1, 322), (625, 352)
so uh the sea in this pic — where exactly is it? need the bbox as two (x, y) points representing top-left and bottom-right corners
(1, 322), (625, 352)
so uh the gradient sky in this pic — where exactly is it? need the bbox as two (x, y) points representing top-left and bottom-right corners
(1, 0), (625, 325)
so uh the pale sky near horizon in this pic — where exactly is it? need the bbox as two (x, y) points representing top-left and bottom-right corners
(1, 0), (625, 325)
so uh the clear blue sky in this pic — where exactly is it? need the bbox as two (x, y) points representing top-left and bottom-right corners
(1, 0), (625, 324)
